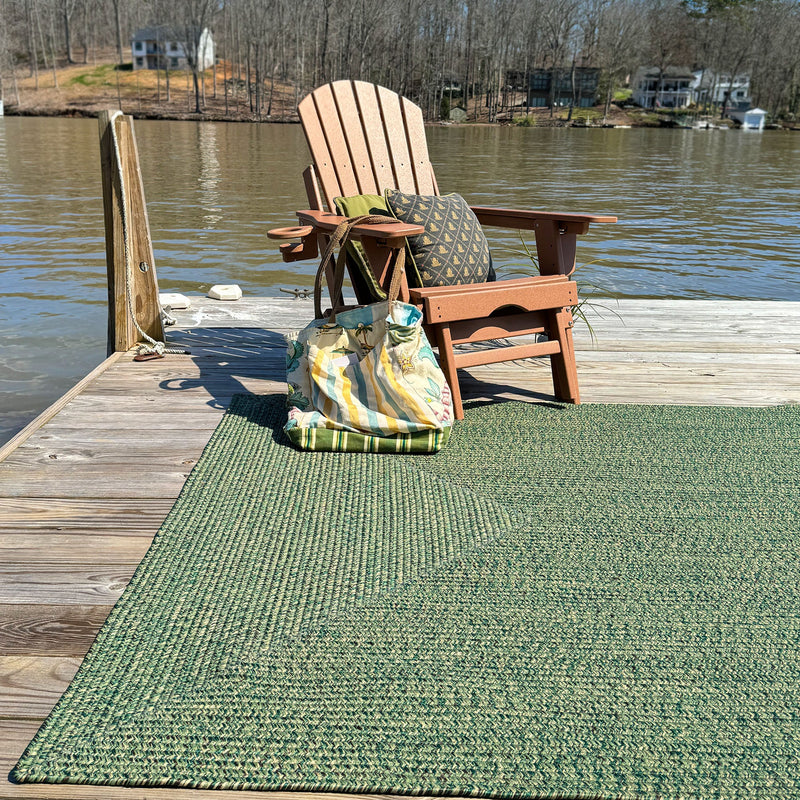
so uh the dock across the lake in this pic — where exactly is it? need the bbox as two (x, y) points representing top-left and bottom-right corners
(1, 296), (799, 800)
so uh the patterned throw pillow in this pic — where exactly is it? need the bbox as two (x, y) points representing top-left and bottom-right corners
(384, 190), (494, 287)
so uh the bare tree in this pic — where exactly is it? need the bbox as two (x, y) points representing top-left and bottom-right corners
(169, 0), (217, 113)
(0, 0), (23, 104)
(539, 0), (583, 116)
(61, 0), (78, 61)
(684, 0), (758, 116)
(642, 0), (694, 105)
(593, 0), (645, 121)
(108, 0), (123, 63)
(748, 0), (800, 117)
(2, 0), (799, 122)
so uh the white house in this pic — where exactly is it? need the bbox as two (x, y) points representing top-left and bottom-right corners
(632, 67), (694, 109)
(131, 26), (214, 71)
(691, 69), (751, 108)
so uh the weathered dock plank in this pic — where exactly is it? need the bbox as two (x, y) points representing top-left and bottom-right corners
(0, 296), (798, 800)
(0, 355), (126, 466)
(0, 604), (114, 656)
(465, 355), (800, 407)
(0, 535), (152, 563)
(0, 471), (197, 499)
(0, 498), (176, 533)
(0, 566), (133, 605)
(0, 657), (82, 718)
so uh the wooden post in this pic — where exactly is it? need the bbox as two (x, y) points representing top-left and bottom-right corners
(98, 110), (164, 355)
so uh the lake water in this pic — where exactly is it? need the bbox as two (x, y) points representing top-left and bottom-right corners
(1, 116), (799, 445)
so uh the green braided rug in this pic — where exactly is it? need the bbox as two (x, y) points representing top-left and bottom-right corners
(13, 395), (800, 799)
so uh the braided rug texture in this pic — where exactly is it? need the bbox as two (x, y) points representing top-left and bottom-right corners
(13, 395), (800, 799)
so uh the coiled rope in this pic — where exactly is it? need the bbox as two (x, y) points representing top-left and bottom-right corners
(109, 111), (189, 357)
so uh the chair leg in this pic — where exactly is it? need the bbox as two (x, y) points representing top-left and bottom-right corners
(549, 308), (580, 404)
(434, 323), (465, 421)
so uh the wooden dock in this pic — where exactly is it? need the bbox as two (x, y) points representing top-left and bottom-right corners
(2, 296), (799, 800)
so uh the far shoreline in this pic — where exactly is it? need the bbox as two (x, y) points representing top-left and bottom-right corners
(2, 104), (763, 130)
(3, 58), (797, 130)
(7, 103), (797, 131)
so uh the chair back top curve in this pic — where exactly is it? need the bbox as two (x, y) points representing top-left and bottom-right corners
(298, 80), (438, 211)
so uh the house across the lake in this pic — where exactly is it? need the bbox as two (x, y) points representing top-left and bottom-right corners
(691, 69), (751, 109)
(632, 67), (694, 109)
(507, 68), (600, 108)
(131, 26), (215, 71)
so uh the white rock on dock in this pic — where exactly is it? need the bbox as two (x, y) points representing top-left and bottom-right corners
(207, 285), (243, 301)
(159, 292), (191, 309)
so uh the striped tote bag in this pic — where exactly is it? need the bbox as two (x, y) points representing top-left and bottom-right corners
(285, 300), (452, 453)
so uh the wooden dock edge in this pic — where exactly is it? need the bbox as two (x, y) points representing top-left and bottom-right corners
(0, 352), (125, 465)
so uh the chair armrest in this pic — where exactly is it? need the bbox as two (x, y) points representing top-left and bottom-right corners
(267, 211), (425, 264)
(471, 206), (616, 235)
(291, 210), (422, 305)
(296, 209), (425, 246)
(470, 206), (616, 276)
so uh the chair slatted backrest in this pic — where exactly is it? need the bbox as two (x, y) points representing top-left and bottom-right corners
(298, 80), (438, 211)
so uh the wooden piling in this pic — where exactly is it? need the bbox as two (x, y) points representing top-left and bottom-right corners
(98, 111), (164, 355)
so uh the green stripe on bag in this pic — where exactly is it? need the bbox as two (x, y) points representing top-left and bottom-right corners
(286, 425), (450, 453)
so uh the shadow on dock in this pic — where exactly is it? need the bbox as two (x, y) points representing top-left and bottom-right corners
(158, 326), (287, 410)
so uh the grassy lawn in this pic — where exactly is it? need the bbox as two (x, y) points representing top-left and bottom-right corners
(10, 56), (297, 120)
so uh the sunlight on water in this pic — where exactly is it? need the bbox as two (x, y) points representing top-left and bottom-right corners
(198, 124), (223, 230)
(1, 116), (799, 444)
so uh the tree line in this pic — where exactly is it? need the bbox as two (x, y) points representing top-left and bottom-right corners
(1, 0), (798, 120)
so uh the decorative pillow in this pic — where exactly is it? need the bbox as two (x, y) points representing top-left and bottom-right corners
(384, 189), (494, 287)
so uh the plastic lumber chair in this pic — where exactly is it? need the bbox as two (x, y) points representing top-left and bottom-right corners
(268, 80), (616, 420)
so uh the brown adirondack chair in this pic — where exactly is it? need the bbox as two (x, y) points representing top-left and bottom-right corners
(268, 80), (616, 420)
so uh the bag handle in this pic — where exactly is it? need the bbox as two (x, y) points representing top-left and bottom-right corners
(313, 215), (406, 322)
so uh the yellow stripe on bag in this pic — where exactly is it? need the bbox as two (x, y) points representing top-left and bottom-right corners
(378, 346), (432, 426)
(312, 343), (387, 435)
(339, 370), (363, 432)
(310, 348), (339, 426)
(362, 357), (403, 435)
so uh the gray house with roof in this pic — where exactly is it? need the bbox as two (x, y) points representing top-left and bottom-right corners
(131, 26), (214, 71)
